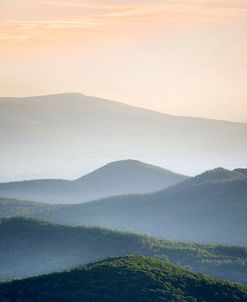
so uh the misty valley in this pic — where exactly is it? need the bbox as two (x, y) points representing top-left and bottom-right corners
(0, 94), (246, 302)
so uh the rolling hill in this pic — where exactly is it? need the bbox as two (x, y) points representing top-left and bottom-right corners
(234, 168), (247, 177)
(35, 167), (247, 245)
(0, 160), (187, 204)
(0, 255), (246, 302)
(0, 198), (60, 218)
(1, 93), (247, 182)
(0, 217), (246, 283)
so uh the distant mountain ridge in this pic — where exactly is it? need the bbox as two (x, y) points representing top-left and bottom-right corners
(32, 167), (247, 245)
(0, 167), (246, 245)
(1, 93), (247, 181)
(0, 160), (187, 204)
(0, 255), (247, 302)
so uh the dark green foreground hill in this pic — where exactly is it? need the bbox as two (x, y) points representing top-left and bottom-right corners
(1, 217), (247, 284)
(0, 255), (247, 302)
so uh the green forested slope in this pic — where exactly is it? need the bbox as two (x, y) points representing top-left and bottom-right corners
(0, 255), (247, 302)
(0, 217), (246, 283)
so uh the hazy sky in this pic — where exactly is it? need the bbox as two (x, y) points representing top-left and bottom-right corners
(0, 0), (247, 122)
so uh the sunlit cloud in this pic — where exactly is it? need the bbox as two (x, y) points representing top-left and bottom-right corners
(1, 0), (246, 54)
(0, 33), (32, 41)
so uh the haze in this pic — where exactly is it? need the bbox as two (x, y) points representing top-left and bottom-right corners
(0, 0), (247, 122)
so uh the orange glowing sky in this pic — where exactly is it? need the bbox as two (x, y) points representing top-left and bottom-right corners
(0, 0), (247, 121)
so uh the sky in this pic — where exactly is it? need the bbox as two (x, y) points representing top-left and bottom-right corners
(0, 0), (247, 122)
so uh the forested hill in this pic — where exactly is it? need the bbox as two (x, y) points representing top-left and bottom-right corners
(0, 217), (247, 284)
(0, 255), (247, 302)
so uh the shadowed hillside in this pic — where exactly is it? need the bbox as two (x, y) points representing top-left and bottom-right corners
(34, 167), (247, 245)
(0, 255), (247, 302)
(0, 217), (246, 283)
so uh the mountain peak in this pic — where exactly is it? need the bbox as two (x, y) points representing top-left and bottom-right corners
(72, 159), (188, 199)
(104, 159), (144, 167)
(187, 167), (246, 185)
(0, 160), (188, 204)
(99, 159), (169, 171)
(76, 159), (187, 182)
